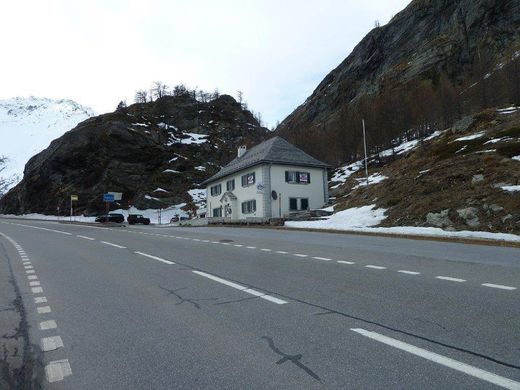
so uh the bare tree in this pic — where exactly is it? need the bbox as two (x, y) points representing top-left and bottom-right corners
(134, 89), (148, 103)
(212, 88), (220, 100)
(116, 100), (127, 111)
(151, 81), (169, 100)
(374, 20), (380, 28)
(237, 90), (243, 104)
(173, 84), (188, 97)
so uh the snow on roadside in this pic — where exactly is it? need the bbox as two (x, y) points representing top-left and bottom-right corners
(285, 205), (520, 243)
(286, 205), (387, 229)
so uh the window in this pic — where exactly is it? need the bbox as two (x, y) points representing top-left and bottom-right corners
(210, 184), (221, 196)
(241, 172), (255, 187)
(285, 171), (310, 184)
(212, 207), (222, 217)
(289, 198), (309, 211)
(226, 179), (235, 191)
(241, 200), (256, 214)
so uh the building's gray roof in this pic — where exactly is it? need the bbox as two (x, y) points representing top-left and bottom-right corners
(202, 136), (330, 185)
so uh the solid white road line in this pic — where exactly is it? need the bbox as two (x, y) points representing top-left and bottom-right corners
(275, 251), (288, 254)
(77, 235), (95, 240)
(35, 297), (48, 304)
(134, 251), (175, 265)
(436, 276), (466, 282)
(39, 320), (57, 330)
(351, 328), (520, 390)
(41, 336), (64, 352)
(365, 265), (386, 270)
(337, 260), (355, 265)
(481, 283), (517, 291)
(100, 241), (126, 249)
(45, 359), (72, 383)
(293, 254), (308, 257)
(32, 287), (43, 293)
(398, 270), (421, 275)
(192, 271), (288, 305)
(37, 306), (52, 314)
(312, 256), (332, 261)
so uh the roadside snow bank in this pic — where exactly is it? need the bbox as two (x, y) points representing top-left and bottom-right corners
(285, 205), (520, 243)
(285, 205), (387, 229)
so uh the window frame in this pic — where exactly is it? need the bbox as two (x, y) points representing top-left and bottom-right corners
(241, 199), (256, 214)
(212, 206), (222, 217)
(241, 172), (256, 187)
(226, 179), (235, 191)
(285, 170), (310, 185)
(210, 184), (222, 197)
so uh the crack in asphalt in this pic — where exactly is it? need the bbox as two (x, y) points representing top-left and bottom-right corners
(261, 336), (320, 381)
(0, 238), (44, 389)
(158, 285), (219, 309)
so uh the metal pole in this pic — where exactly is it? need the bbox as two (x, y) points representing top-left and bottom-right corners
(362, 119), (369, 187)
(70, 197), (72, 222)
(278, 193), (281, 218)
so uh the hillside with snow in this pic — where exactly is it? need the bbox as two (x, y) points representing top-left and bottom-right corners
(0, 96), (95, 188)
(287, 106), (520, 238)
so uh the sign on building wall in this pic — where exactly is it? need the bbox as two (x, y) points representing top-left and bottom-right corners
(256, 183), (265, 193)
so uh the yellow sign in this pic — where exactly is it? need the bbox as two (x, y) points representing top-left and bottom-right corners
(71, 195), (78, 201)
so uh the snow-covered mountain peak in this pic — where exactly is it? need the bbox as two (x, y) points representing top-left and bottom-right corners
(0, 96), (96, 190)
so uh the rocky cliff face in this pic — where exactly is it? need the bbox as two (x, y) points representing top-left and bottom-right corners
(0, 94), (269, 215)
(277, 0), (520, 162)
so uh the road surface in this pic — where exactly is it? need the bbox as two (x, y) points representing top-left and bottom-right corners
(0, 219), (519, 389)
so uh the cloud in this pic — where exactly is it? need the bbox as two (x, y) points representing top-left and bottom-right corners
(0, 0), (410, 127)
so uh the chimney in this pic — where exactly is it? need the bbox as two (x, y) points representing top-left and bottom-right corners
(237, 145), (247, 158)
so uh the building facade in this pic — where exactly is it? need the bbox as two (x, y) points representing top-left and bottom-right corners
(202, 137), (329, 220)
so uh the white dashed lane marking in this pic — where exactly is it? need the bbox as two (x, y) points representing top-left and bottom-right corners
(193, 270), (288, 305)
(29, 281), (41, 286)
(481, 283), (516, 290)
(77, 235), (95, 240)
(45, 359), (72, 383)
(398, 270), (421, 275)
(337, 260), (355, 265)
(312, 256), (332, 261)
(27, 275), (38, 280)
(260, 248), (271, 252)
(436, 276), (466, 283)
(100, 241), (127, 249)
(41, 336), (64, 352)
(32, 287), (43, 293)
(293, 254), (308, 258)
(134, 251), (175, 265)
(275, 251), (288, 254)
(39, 320), (58, 330)
(351, 328), (520, 390)
(365, 265), (386, 270)
(35, 297), (48, 304)
(37, 306), (52, 314)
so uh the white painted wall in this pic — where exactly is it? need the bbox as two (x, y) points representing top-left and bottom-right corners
(269, 165), (327, 218)
(206, 163), (327, 220)
(206, 165), (265, 219)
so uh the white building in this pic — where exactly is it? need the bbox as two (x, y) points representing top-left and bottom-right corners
(202, 137), (330, 220)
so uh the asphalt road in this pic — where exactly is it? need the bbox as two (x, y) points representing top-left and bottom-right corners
(0, 218), (519, 389)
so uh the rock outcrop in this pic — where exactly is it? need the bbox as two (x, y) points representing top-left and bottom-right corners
(0, 94), (269, 215)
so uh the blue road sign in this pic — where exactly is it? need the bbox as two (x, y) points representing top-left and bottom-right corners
(103, 193), (115, 202)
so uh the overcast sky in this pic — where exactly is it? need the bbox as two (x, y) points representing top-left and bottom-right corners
(1, 0), (410, 127)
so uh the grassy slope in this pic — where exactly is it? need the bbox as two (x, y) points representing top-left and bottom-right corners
(330, 108), (520, 234)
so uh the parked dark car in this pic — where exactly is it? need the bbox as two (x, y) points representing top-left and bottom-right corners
(170, 215), (189, 223)
(127, 214), (150, 225)
(95, 213), (125, 223)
